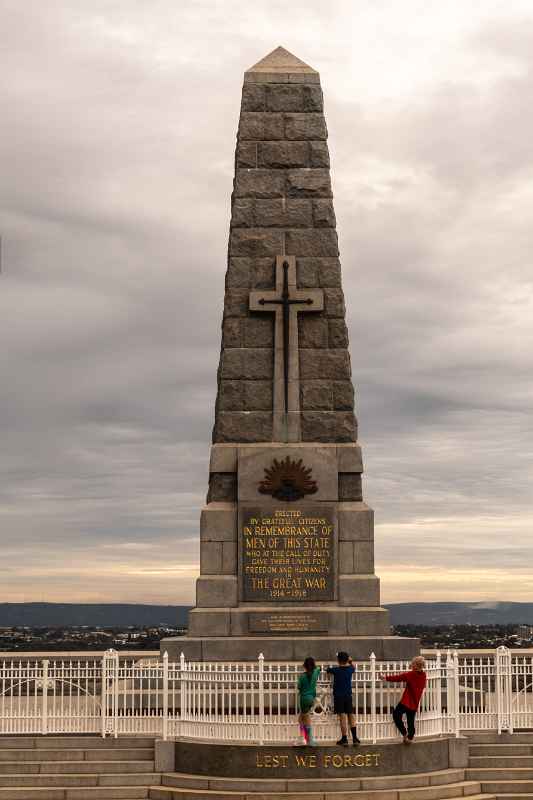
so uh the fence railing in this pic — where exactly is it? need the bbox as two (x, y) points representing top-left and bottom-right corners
(1, 647), (532, 742)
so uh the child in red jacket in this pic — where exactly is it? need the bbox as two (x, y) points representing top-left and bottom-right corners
(380, 656), (426, 744)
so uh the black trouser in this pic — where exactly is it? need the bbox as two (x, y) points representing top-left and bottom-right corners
(392, 702), (416, 739)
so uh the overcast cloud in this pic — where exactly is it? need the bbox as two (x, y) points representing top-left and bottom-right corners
(1, 0), (532, 605)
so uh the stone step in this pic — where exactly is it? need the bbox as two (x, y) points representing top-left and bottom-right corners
(161, 767), (469, 793)
(0, 762), (156, 775)
(470, 747), (533, 757)
(470, 759), (533, 769)
(0, 788), (149, 799)
(480, 779), (533, 794)
(466, 734), (533, 745)
(0, 739), (154, 750)
(468, 770), (533, 781)
(149, 779), (485, 799)
(9, 762), (155, 775)
(0, 774), (160, 788)
(0, 750), (154, 763)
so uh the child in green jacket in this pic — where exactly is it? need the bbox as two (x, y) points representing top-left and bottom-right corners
(297, 657), (320, 746)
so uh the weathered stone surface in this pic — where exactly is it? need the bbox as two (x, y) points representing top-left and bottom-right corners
(313, 198), (336, 227)
(207, 473), (238, 503)
(339, 540), (354, 573)
(336, 444), (363, 473)
(300, 349), (351, 379)
(329, 319), (349, 348)
(196, 576), (238, 608)
(296, 259), (318, 287)
(284, 112), (327, 140)
(324, 287), (346, 317)
(230, 228), (283, 257)
(188, 609), (231, 637)
(338, 502), (374, 541)
(241, 83), (265, 111)
(347, 609), (390, 636)
(354, 540), (375, 573)
(319, 258), (342, 287)
(301, 411), (357, 442)
(286, 168), (332, 197)
(250, 259), (276, 288)
(220, 348), (273, 380)
(301, 380), (333, 410)
(234, 198), (312, 228)
(239, 112), (283, 140)
(226, 258), (253, 288)
(222, 318), (242, 348)
(310, 140), (330, 167)
(243, 316), (274, 347)
(339, 472), (363, 501)
(209, 446), (238, 473)
(218, 380), (243, 411)
(223, 288), (249, 317)
(257, 141), (309, 168)
(333, 380), (355, 410)
(235, 141), (257, 168)
(214, 411), (273, 443)
(200, 504), (237, 542)
(265, 84), (305, 111)
(338, 575), (380, 607)
(298, 315), (328, 348)
(234, 169), (284, 199)
(285, 228), (339, 257)
(222, 541), (237, 573)
(200, 541), (222, 574)
(303, 85), (323, 111)
(243, 380), (273, 411)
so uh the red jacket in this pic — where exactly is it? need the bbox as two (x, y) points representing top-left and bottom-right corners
(385, 670), (426, 711)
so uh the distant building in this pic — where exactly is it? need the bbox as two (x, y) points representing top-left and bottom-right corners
(517, 625), (533, 639)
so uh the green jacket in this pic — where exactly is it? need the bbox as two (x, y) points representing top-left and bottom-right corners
(298, 667), (320, 703)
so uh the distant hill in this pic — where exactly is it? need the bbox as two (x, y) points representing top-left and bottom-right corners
(0, 602), (532, 628)
(0, 603), (190, 627)
(386, 602), (533, 625)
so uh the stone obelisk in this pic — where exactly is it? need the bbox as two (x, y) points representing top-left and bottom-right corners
(162, 47), (418, 662)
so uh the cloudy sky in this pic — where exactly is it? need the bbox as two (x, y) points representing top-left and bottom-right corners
(1, 0), (533, 606)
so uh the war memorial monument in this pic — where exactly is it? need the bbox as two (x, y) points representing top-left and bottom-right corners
(162, 46), (418, 664)
(152, 47), (474, 794)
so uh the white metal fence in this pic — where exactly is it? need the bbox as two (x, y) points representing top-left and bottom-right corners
(1, 647), (532, 743)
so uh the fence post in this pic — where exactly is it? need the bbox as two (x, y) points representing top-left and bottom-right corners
(445, 650), (453, 735)
(453, 651), (460, 737)
(496, 646), (512, 734)
(179, 652), (186, 738)
(435, 651), (442, 735)
(101, 649), (119, 739)
(41, 659), (49, 736)
(258, 653), (265, 746)
(162, 651), (169, 742)
(370, 652), (377, 744)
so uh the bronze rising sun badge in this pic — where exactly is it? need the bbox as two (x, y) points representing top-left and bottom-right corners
(258, 456), (318, 502)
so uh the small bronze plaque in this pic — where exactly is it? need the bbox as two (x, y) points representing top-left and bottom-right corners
(249, 613), (328, 634)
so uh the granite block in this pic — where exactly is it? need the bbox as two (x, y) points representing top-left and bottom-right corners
(238, 112), (284, 140)
(196, 576), (238, 608)
(230, 228), (283, 257)
(200, 503), (237, 542)
(339, 472), (363, 500)
(209, 445), (238, 473)
(338, 502), (374, 541)
(338, 575), (380, 607)
(336, 445), (363, 473)
(234, 168), (285, 199)
(284, 113), (328, 140)
(214, 411), (273, 443)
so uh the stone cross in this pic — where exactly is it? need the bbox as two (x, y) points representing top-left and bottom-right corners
(250, 255), (324, 442)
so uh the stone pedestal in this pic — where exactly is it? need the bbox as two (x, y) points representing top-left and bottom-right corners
(161, 443), (418, 662)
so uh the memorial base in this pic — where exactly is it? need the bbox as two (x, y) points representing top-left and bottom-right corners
(152, 736), (471, 798)
(160, 634), (419, 662)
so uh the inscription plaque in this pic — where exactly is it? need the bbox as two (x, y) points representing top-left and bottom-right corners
(240, 505), (336, 602)
(249, 613), (328, 634)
